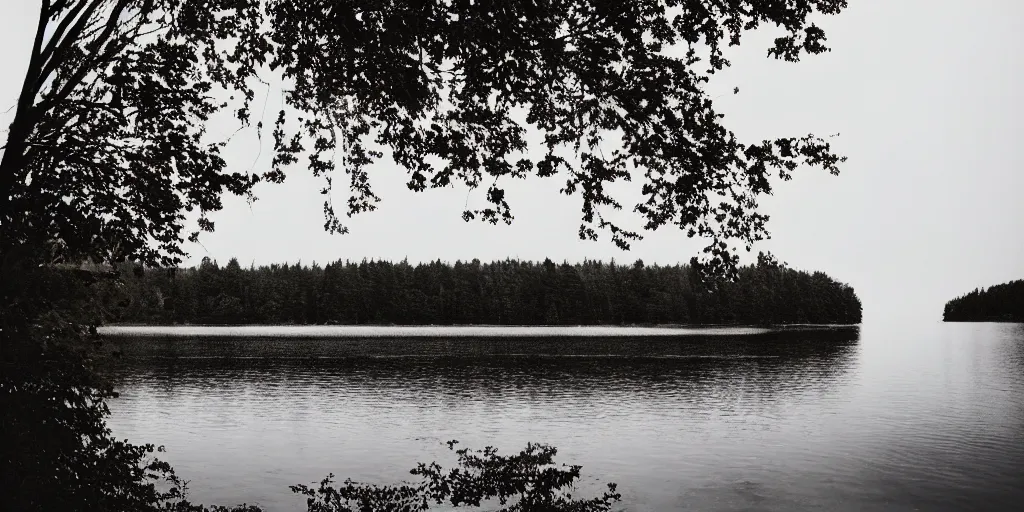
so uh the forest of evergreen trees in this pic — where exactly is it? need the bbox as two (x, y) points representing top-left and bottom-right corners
(89, 254), (861, 326)
(943, 280), (1024, 322)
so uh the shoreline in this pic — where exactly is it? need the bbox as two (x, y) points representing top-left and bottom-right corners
(97, 323), (859, 339)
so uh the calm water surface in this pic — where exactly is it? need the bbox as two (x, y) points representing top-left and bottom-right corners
(103, 322), (1024, 511)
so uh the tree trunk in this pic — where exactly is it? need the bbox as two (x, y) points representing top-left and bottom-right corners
(1, 114), (30, 234)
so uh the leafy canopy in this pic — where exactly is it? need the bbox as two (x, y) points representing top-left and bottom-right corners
(1, 0), (268, 266)
(2, 0), (847, 277)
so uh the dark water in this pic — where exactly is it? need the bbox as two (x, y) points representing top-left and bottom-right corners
(103, 322), (1024, 511)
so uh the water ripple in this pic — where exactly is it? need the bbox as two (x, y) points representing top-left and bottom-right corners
(104, 323), (1024, 511)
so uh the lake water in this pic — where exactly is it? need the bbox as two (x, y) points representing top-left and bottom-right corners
(101, 322), (1024, 511)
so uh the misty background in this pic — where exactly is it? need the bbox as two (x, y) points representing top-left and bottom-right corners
(3, 0), (1021, 322)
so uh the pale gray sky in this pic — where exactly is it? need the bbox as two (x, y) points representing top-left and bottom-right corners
(2, 0), (1022, 322)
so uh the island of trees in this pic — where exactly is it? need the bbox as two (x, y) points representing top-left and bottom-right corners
(94, 254), (862, 326)
(943, 280), (1024, 322)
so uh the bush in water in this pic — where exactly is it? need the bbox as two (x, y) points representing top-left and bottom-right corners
(291, 441), (621, 512)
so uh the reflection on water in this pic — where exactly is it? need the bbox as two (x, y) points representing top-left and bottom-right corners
(99, 324), (777, 339)
(101, 325), (822, 359)
(104, 324), (1024, 512)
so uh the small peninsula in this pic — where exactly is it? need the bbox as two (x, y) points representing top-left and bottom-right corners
(93, 255), (862, 326)
(943, 279), (1024, 322)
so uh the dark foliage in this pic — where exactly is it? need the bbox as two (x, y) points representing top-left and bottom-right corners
(291, 441), (620, 512)
(0, 0), (269, 267)
(97, 253), (861, 326)
(1, 0), (848, 277)
(264, 0), (849, 277)
(0, 253), (258, 512)
(943, 280), (1024, 322)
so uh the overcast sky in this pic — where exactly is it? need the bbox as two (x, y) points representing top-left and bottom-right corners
(2, 0), (1022, 322)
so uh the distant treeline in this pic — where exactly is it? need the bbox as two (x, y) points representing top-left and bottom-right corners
(943, 280), (1024, 322)
(90, 255), (862, 326)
